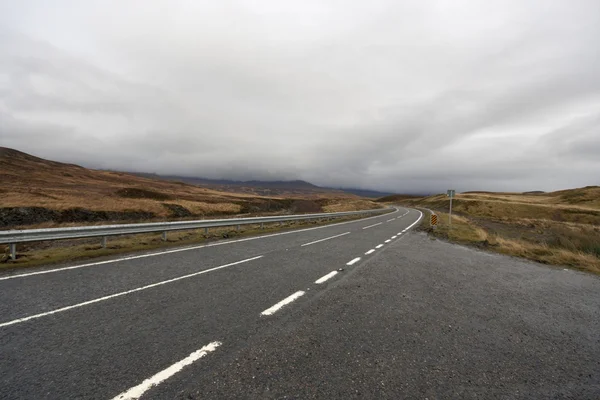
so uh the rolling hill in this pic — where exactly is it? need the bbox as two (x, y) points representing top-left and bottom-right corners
(0, 147), (381, 229)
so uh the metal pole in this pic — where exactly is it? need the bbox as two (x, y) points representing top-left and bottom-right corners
(260, 223), (264, 229)
(101, 237), (107, 248)
(236, 225), (241, 231)
(449, 196), (453, 228)
(161, 231), (167, 241)
(9, 243), (16, 260)
(204, 227), (209, 235)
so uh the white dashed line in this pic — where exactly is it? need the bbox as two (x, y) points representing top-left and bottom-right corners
(385, 240), (391, 243)
(301, 232), (350, 247)
(261, 291), (305, 316)
(315, 271), (339, 284)
(365, 249), (375, 255)
(386, 218), (395, 222)
(346, 257), (361, 266)
(362, 222), (382, 230)
(0, 256), (264, 328)
(111, 341), (222, 400)
(392, 236), (397, 239)
(376, 244), (384, 249)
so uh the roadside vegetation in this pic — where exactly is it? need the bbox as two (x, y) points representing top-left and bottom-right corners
(394, 186), (600, 274)
(0, 214), (376, 269)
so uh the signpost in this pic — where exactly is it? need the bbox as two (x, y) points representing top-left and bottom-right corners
(447, 189), (455, 227)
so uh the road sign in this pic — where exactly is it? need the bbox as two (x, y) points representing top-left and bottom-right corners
(430, 214), (438, 227)
(447, 189), (455, 198)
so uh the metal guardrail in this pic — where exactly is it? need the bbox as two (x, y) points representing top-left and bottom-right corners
(1, 208), (391, 260)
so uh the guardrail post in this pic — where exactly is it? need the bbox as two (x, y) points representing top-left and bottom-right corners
(161, 231), (167, 241)
(9, 243), (16, 260)
(0, 209), (387, 255)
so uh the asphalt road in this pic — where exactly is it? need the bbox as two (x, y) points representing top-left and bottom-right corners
(1, 207), (599, 399)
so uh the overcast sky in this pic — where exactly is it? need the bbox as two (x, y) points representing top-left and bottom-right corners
(1, 1), (599, 193)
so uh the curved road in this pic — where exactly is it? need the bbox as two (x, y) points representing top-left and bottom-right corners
(1, 208), (599, 399)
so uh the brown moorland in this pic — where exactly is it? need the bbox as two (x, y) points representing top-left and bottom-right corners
(0, 147), (379, 229)
(385, 187), (600, 273)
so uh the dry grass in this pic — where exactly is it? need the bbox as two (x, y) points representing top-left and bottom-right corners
(492, 237), (600, 273)
(322, 199), (381, 213)
(172, 200), (242, 215)
(419, 208), (600, 274)
(428, 212), (488, 244)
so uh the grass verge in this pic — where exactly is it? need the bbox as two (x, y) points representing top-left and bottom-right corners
(0, 214), (384, 270)
(415, 208), (600, 274)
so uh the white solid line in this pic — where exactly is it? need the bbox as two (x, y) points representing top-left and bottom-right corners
(386, 218), (395, 222)
(385, 240), (391, 243)
(315, 271), (338, 284)
(301, 232), (350, 247)
(376, 244), (384, 249)
(0, 209), (401, 282)
(111, 341), (221, 400)
(346, 257), (361, 266)
(404, 210), (423, 231)
(261, 291), (305, 316)
(362, 222), (382, 230)
(0, 256), (263, 328)
(365, 249), (375, 255)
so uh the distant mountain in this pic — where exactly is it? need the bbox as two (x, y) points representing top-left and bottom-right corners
(137, 174), (399, 198)
(129, 174), (352, 197)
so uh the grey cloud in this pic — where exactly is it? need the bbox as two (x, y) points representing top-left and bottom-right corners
(0, 1), (599, 193)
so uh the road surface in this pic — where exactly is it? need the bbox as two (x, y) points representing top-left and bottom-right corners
(1, 207), (599, 399)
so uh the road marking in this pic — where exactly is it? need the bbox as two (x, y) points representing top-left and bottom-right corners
(261, 291), (305, 316)
(346, 257), (361, 266)
(0, 209), (401, 282)
(386, 218), (395, 222)
(0, 256), (263, 328)
(111, 341), (221, 400)
(362, 222), (382, 230)
(385, 240), (391, 243)
(315, 271), (338, 284)
(365, 249), (375, 255)
(301, 232), (350, 247)
(376, 244), (384, 249)
(392, 236), (397, 239)
(402, 210), (423, 232)
(397, 232), (402, 235)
